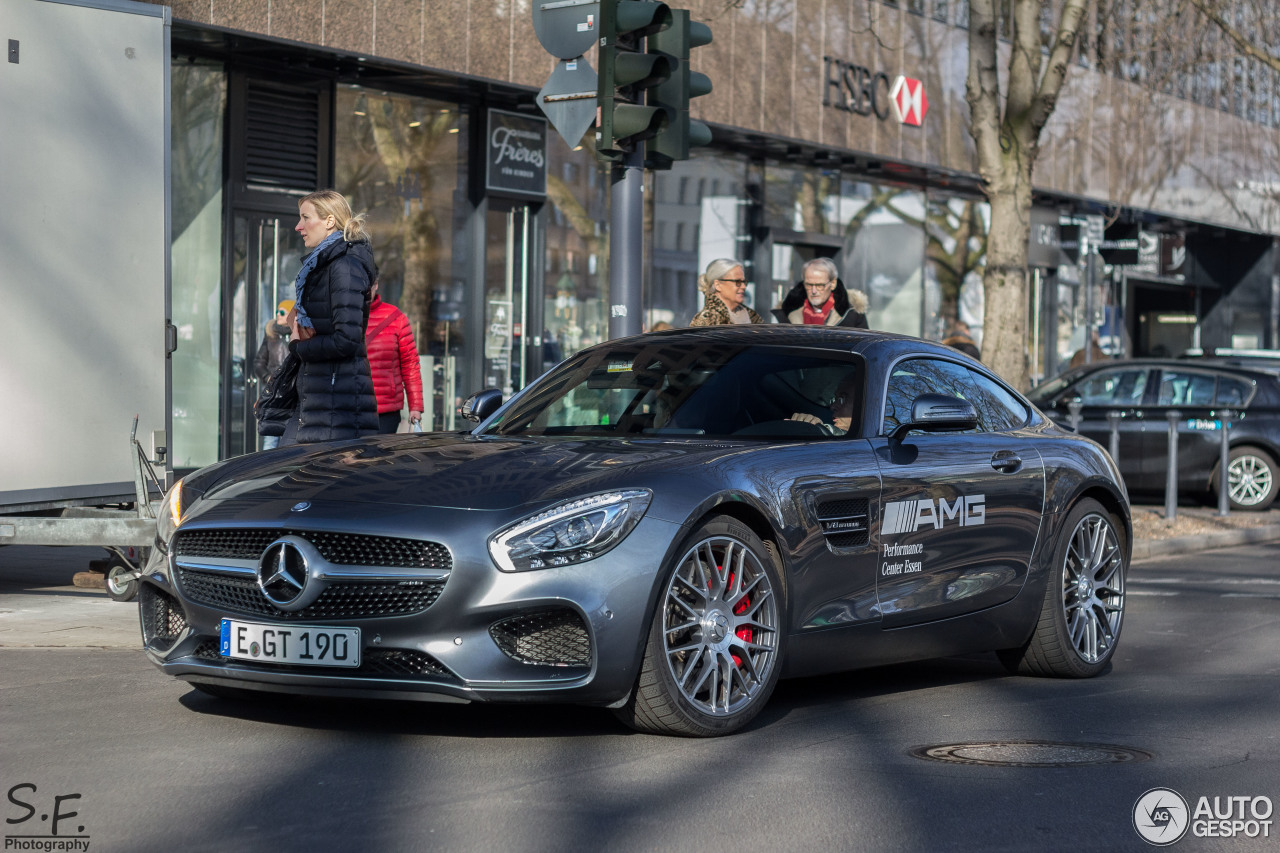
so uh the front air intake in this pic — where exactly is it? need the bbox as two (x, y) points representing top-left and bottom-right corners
(490, 609), (592, 667)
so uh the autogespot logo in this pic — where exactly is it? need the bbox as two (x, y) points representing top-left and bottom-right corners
(1134, 788), (1190, 846)
(1134, 788), (1275, 844)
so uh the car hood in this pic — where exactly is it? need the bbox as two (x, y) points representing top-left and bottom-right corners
(192, 433), (755, 511)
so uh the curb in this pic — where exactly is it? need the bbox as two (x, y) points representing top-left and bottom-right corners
(1132, 523), (1280, 561)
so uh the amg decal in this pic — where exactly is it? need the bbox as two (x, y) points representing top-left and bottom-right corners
(882, 495), (985, 535)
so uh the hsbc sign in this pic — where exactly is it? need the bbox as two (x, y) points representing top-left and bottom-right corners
(889, 75), (928, 126)
(823, 56), (929, 127)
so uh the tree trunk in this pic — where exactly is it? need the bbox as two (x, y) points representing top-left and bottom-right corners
(967, 0), (1087, 389)
(982, 177), (1033, 384)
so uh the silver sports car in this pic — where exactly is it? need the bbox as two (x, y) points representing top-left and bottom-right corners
(140, 326), (1131, 736)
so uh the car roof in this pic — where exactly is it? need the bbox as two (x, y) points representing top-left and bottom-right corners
(620, 324), (961, 360)
(1055, 358), (1280, 382)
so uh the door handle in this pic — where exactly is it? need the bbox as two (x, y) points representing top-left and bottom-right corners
(990, 451), (1022, 473)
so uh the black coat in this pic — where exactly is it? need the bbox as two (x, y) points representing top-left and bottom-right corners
(288, 238), (379, 443)
(771, 279), (852, 323)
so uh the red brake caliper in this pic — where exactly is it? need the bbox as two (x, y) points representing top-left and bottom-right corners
(713, 567), (753, 667)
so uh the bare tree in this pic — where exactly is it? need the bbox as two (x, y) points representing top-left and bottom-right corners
(967, 0), (1089, 385)
(1188, 0), (1279, 73)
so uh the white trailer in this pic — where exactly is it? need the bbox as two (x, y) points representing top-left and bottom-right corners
(0, 0), (172, 598)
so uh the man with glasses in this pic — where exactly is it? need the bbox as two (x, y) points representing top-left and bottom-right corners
(690, 258), (764, 326)
(772, 258), (869, 328)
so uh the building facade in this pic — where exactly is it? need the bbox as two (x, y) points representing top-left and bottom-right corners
(148, 0), (1280, 470)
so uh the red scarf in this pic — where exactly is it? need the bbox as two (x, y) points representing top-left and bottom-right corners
(802, 295), (835, 325)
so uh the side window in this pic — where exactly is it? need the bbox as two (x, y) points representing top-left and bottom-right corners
(882, 358), (1026, 435)
(1157, 371), (1217, 406)
(1215, 377), (1253, 407)
(964, 369), (1029, 431)
(1075, 369), (1149, 406)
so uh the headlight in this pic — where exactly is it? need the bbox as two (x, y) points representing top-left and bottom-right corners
(155, 478), (185, 551)
(488, 490), (652, 572)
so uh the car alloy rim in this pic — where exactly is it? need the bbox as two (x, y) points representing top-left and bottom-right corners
(661, 536), (779, 716)
(1228, 455), (1273, 506)
(1061, 513), (1125, 664)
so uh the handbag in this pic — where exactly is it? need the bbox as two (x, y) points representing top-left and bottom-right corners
(255, 352), (300, 437)
(285, 306), (315, 341)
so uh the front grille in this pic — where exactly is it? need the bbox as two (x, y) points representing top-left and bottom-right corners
(816, 496), (870, 548)
(189, 639), (455, 680)
(140, 584), (188, 650)
(177, 567), (444, 620)
(175, 529), (451, 570)
(489, 609), (592, 667)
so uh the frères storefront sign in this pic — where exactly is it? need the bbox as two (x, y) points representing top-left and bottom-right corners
(822, 57), (929, 127)
(486, 109), (547, 199)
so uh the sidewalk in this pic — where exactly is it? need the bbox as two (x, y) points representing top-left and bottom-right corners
(2, 507), (1278, 650)
(1129, 503), (1280, 560)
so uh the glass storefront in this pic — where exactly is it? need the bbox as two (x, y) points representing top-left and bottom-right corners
(334, 85), (469, 430)
(923, 195), (989, 345)
(169, 59), (227, 469)
(543, 135), (612, 368)
(647, 150), (752, 328)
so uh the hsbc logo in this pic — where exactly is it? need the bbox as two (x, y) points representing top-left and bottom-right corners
(823, 57), (929, 127)
(883, 494), (985, 535)
(889, 76), (928, 126)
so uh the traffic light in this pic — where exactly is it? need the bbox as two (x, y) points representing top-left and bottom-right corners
(597, 0), (674, 159)
(645, 9), (712, 169)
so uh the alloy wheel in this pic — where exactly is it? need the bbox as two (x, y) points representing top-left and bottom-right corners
(660, 536), (779, 716)
(1228, 454), (1274, 507)
(1060, 513), (1125, 664)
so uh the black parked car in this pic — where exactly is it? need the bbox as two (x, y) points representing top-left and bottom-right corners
(141, 327), (1131, 736)
(1028, 359), (1280, 510)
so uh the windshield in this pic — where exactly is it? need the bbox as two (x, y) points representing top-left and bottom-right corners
(483, 341), (863, 439)
(1027, 372), (1075, 403)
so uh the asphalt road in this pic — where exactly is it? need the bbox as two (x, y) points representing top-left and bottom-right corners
(1, 543), (1277, 853)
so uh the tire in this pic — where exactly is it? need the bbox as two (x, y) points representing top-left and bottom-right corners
(999, 498), (1127, 678)
(104, 560), (139, 602)
(614, 516), (785, 737)
(1215, 446), (1278, 511)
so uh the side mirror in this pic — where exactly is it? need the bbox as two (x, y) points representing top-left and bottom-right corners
(459, 389), (503, 423)
(890, 393), (979, 441)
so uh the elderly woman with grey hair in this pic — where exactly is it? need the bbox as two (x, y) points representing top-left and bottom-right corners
(689, 258), (764, 326)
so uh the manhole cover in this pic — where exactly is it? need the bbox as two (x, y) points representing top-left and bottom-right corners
(911, 741), (1153, 767)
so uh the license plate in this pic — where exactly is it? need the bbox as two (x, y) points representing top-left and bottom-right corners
(220, 619), (361, 668)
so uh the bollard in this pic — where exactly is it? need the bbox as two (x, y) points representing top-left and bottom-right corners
(1107, 410), (1121, 463)
(1165, 409), (1182, 521)
(1218, 409), (1235, 516)
(1067, 398), (1083, 432)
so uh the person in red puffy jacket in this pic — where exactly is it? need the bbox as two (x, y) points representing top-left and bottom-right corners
(365, 278), (425, 433)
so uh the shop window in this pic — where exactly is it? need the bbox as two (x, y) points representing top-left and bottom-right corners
(923, 194), (989, 345)
(645, 149), (750, 328)
(544, 134), (610, 362)
(170, 58), (227, 469)
(334, 86), (468, 429)
(837, 180), (927, 337)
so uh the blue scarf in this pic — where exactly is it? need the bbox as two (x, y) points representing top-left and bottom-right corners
(292, 230), (345, 330)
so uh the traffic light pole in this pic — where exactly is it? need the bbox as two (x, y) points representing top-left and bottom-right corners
(608, 146), (645, 339)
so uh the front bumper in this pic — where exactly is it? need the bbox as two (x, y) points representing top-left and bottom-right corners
(139, 499), (681, 706)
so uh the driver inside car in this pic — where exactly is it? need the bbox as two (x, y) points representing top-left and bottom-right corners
(787, 373), (857, 435)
